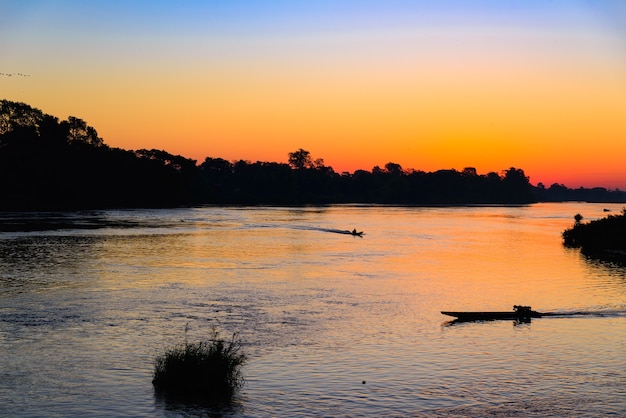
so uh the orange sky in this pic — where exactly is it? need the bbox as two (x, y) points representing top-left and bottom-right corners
(2, 1), (625, 189)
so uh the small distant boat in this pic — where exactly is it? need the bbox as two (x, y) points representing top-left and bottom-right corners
(324, 228), (364, 236)
(441, 305), (542, 322)
(340, 229), (363, 236)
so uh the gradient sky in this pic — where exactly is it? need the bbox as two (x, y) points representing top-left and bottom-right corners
(2, 1), (625, 189)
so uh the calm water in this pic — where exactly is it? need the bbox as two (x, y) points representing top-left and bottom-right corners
(1, 203), (624, 417)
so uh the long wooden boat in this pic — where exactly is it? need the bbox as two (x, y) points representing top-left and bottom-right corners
(441, 305), (542, 321)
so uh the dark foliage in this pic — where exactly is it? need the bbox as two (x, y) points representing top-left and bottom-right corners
(534, 182), (626, 203)
(198, 159), (538, 205)
(562, 209), (626, 255)
(2, 99), (623, 210)
(0, 100), (198, 210)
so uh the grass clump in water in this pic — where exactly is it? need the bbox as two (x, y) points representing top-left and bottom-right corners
(152, 329), (246, 401)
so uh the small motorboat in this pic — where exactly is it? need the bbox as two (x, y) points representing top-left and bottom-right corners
(441, 305), (542, 322)
(342, 229), (363, 236)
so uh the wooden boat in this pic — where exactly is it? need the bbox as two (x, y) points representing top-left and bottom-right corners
(441, 305), (542, 321)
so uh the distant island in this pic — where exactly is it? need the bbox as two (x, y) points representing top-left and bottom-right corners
(563, 210), (626, 262)
(1, 99), (625, 210)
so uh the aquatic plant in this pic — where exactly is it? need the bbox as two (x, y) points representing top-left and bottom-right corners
(152, 329), (246, 401)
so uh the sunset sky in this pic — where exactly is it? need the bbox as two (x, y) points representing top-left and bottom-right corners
(2, 1), (625, 189)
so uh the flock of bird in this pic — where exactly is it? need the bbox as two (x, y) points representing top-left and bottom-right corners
(0, 72), (31, 77)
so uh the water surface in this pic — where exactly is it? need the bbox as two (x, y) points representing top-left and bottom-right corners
(1, 203), (624, 416)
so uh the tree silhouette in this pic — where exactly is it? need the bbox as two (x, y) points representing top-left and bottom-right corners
(384, 162), (404, 175)
(63, 116), (103, 147)
(502, 167), (535, 203)
(0, 99), (47, 136)
(288, 148), (313, 169)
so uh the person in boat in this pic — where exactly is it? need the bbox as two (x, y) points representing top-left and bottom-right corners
(513, 305), (533, 318)
(352, 229), (357, 234)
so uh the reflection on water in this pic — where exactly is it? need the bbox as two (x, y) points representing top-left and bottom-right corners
(153, 390), (245, 417)
(0, 203), (624, 416)
(0, 236), (97, 291)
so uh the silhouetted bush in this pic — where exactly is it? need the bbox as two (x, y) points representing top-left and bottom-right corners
(152, 330), (246, 402)
(563, 209), (626, 255)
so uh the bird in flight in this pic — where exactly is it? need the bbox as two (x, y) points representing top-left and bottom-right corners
(0, 72), (31, 77)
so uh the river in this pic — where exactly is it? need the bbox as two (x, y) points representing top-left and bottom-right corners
(1, 203), (624, 416)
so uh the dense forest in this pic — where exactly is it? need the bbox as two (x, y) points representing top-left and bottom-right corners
(1, 100), (624, 210)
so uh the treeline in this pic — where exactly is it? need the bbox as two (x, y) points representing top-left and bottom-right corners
(0, 100), (199, 209)
(1, 100), (623, 210)
(199, 156), (536, 205)
(534, 183), (626, 203)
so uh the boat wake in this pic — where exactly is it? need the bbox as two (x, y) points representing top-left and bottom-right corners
(539, 309), (626, 318)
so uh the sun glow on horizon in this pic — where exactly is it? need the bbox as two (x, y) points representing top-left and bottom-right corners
(1, 1), (625, 189)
